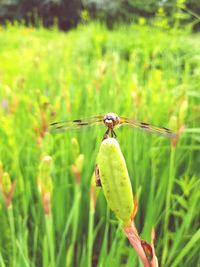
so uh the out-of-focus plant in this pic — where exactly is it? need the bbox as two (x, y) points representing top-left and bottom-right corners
(169, 96), (188, 148)
(154, 7), (169, 29)
(37, 155), (55, 266)
(37, 155), (53, 215)
(71, 137), (84, 184)
(0, 162), (16, 208)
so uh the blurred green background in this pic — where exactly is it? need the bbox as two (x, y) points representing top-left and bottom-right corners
(0, 1), (200, 267)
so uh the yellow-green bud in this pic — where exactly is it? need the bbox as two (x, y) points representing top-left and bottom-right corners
(38, 156), (52, 194)
(71, 138), (80, 161)
(38, 156), (52, 179)
(169, 115), (178, 132)
(75, 154), (84, 173)
(179, 99), (188, 123)
(2, 172), (12, 194)
(0, 161), (3, 181)
(97, 138), (134, 226)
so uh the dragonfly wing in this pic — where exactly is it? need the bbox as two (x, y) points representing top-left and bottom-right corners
(49, 116), (104, 133)
(119, 116), (177, 138)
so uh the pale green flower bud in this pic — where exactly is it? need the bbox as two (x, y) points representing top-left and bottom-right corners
(0, 161), (3, 181)
(71, 138), (80, 161)
(75, 154), (84, 173)
(2, 172), (11, 194)
(169, 115), (178, 132)
(38, 156), (52, 194)
(97, 138), (134, 226)
(179, 99), (188, 123)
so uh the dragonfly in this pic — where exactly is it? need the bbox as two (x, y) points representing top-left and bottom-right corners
(49, 112), (177, 140)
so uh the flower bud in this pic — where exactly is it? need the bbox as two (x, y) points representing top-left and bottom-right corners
(0, 161), (3, 181)
(75, 154), (84, 173)
(2, 172), (11, 194)
(37, 156), (53, 215)
(97, 138), (134, 226)
(179, 99), (188, 123)
(71, 138), (80, 161)
(169, 115), (178, 132)
(0, 172), (15, 208)
(37, 156), (52, 194)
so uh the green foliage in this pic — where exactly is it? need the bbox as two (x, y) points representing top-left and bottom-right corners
(0, 23), (200, 267)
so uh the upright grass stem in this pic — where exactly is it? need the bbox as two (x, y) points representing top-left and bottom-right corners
(68, 184), (81, 266)
(45, 214), (55, 267)
(162, 146), (176, 265)
(88, 179), (96, 267)
(7, 206), (16, 267)
(0, 253), (6, 267)
(56, 190), (81, 267)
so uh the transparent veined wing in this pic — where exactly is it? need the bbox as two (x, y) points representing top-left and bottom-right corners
(119, 116), (177, 138)
(49, 116), (104, 133)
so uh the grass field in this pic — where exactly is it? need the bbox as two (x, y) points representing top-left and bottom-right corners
(0, 22), (200, 267)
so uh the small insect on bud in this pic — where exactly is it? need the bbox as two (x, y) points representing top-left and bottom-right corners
(97, 138), (134, 226)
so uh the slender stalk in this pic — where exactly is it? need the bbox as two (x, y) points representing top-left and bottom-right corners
(70, 185), (81, 266)
(45, 214), (55, 267)
(56, 192), (80, 267)
(87, 185), (95, 267)
(0, 253), (6, 267)
(171, 229), (200, 267)
(124, 222), (151, 267)
(161, 147), (176, 265)
(7, 206), (16, 267)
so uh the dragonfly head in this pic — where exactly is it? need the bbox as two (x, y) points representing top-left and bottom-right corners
(104, 113), (120, 128)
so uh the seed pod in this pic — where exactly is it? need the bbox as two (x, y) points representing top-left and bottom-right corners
(97, 138), (134, 226)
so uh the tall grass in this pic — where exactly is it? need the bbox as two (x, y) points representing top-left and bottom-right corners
(0, 22), (200, 267)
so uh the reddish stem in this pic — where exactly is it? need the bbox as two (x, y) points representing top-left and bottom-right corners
(124, 222), (159, 267)
(124, 222), (151, 267)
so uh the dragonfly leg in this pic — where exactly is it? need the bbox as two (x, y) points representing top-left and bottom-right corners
(95, 164), (101, 187)
(111, 129), (117, 138)
(103, 128), (110, 140)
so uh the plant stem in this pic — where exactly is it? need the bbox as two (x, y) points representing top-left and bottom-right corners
(124, 222), (151, 267)
(7, 206), (16, 267)
(162, 147), (176, 265)
(45, 214), (55, 267)
(87, 186), (95, 267)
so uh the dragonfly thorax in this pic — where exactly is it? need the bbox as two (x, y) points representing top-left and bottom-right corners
(103, 113), (120, 129)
